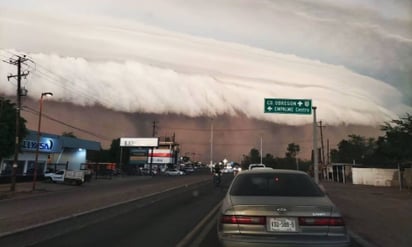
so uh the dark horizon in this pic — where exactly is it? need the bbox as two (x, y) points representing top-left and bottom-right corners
(16, 97), (383, 162)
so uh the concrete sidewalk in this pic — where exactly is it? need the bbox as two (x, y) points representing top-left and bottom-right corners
(0, 174), (211, 237)
(321, 181), (412, 247)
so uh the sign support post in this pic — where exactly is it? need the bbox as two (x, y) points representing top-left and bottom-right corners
(312, 106), (319, 184)
(264, 98), (319, 183)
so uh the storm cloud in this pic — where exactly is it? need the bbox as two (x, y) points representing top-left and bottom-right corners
(1, 0), (411, 126)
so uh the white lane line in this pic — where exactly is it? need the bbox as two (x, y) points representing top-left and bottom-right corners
(176, 200), (222, 247)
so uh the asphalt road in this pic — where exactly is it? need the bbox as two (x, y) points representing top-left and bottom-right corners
(28, 174), (233, 247)
(3, 172), (403, 247)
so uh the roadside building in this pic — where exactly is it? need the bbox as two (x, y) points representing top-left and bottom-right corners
(126, 140), (180, 174)
(0, 130), (101, 179)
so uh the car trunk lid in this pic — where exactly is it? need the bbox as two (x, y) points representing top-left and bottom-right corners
(225, 195), (340, 236)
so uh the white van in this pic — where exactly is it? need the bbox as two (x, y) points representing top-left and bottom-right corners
(248, 164), (266, 170)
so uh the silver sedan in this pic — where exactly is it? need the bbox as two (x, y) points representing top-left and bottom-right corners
(218, 168), (351, 247)
(164, 168), (185, 176)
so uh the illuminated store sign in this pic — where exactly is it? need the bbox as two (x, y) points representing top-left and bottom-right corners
(22, 139), (55, 152)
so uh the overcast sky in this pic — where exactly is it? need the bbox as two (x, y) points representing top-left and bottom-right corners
(1, 0), (411, 126)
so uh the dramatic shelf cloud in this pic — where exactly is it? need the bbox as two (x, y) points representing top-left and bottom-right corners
(1, 0), (411, 126)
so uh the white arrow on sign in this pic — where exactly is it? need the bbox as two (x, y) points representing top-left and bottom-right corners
(297, 101), (303, 107)
(267, 106), (273, 111)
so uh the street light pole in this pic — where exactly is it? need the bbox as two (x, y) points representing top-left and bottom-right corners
(210, 118), (214, 167)
(260, 136), (263, 164)
(296, 156), (299, 171)
(312, 106), (319, 184)
(32, 92), (53, 191)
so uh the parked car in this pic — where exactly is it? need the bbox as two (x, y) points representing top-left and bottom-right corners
(141, 168), (158, 176)
(182, 166), (195, 174)
(164, 168), (185, 176)
(218, 168), (351, 247)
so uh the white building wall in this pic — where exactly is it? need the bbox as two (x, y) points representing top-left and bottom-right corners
(352, 168), (399, 187)
(58, 149), (86, 170)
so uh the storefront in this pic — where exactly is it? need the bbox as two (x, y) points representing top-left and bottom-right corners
(0, 130), (101, 177)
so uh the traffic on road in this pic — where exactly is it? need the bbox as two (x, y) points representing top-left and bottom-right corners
(1, 164), (412, 247)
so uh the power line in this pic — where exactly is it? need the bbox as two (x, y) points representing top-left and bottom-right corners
(0, 49), (19, 57)
(162, 127), (270, 132)
(2, 50), (114, 144)
(1, 50), (119, 108)
(180, 137), (318, 147)
(26, 64), (109, 105)
(1, 51), (91, 102)
(23, 105), (112, 141)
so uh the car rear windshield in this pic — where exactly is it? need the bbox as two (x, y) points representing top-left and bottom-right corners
(230, 173), (324, 197)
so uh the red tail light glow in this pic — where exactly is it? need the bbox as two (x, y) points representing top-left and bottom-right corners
(221, 215), (266, 225)
(298, 217), (345, 226)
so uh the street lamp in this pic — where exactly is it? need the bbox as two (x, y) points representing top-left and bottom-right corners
(32, 92), (53, 191)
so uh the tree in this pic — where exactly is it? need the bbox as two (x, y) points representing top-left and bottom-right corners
(249, 148), (261, 164)
(263, 153), (276, 168)
(378, 113), (412, 163)
(285, 143), (300, 159)
(240, 148), (262, 169)
(330, 148), (339, 163)
(331, 134), (374, 164)
(0, 98), (28, 160)
(109, 138), (121, 163)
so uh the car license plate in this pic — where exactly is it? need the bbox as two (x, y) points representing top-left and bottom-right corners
(267, 217), (298, 232)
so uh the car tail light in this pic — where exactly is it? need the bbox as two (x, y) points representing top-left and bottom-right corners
(221, 215), (266, 225)
(298, 217), (345, 226)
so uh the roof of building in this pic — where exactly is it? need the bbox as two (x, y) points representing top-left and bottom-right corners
(27, 130), (101, 151)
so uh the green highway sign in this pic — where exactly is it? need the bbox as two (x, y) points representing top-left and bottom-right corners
(264, 98), (312, 114)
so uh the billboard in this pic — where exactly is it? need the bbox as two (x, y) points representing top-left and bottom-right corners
(148, 149), (174, 164)
(120, 138), (159, 147)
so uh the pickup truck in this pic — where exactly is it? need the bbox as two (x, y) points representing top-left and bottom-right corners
(44, 170), (85, 185)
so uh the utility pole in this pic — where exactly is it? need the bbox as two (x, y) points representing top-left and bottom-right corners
(152, 120), (158, 137)
(4, 55), (30, 192)
(318, 121), (326, 166)
(326, 139), (330, 180)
